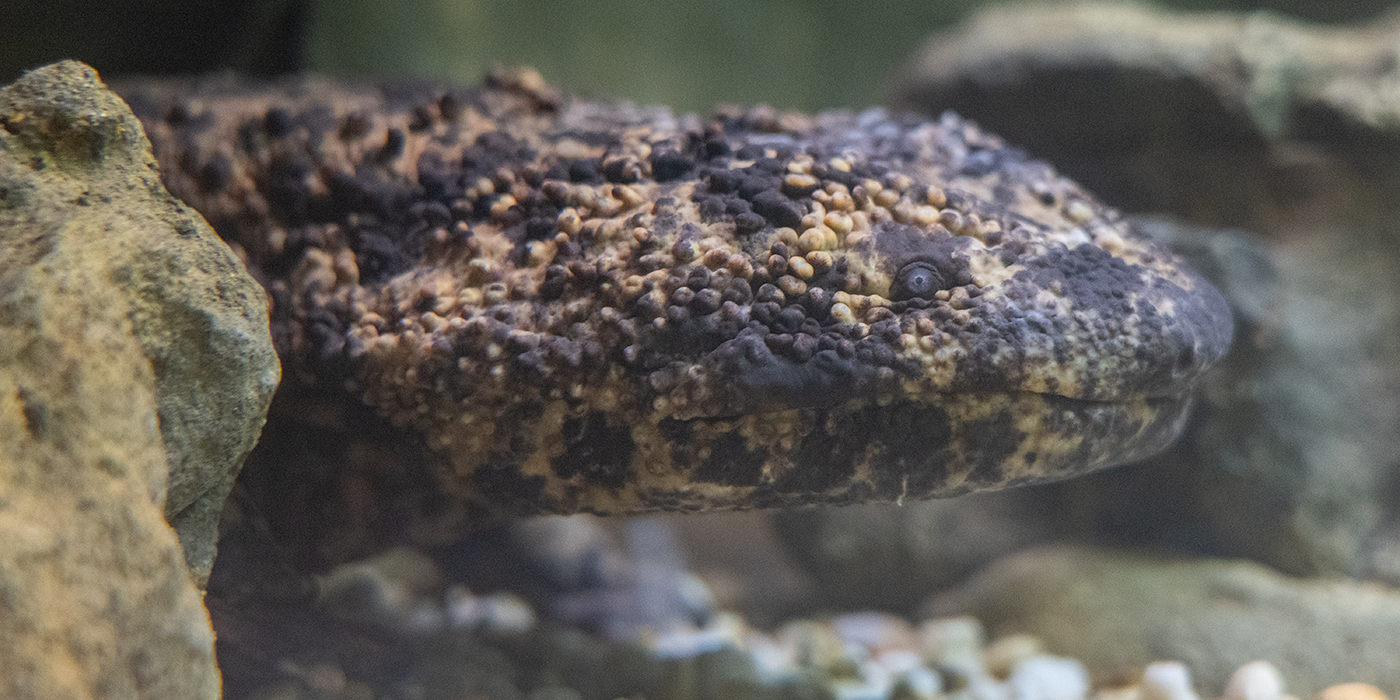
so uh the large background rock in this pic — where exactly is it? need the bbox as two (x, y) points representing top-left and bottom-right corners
(6, 1), (1394, 113)
(0, 60), (276, 698)
(892, 2), (1400, 224)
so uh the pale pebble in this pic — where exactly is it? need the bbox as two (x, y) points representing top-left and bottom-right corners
(1094, 686), (1145, 700)
(445, 587), (536, 633)
(1142, 661), (1201, 700)
(1223, 661), (1285, 700)
(1009, 655), (1091, 700)
(985, 633), (1045, 678)
(875, 649), (928, 675)
(778, 619), (861, 675)
(747, 631), (802, 683)
(646, 611), (745, 659)
(832, 611), (919, 654)
(967, 677), (1015, 700)
(1315, 684), (1389, 700)
(921, 616), (986, 672)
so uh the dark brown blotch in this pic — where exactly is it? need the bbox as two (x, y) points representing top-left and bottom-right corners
(960, 409), (1025, 488)
(552, 412), (635, 490)
(692, 432), (766, 487)
(474, 458), (549, 512)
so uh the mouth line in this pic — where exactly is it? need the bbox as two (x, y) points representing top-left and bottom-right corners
(989, 389), (1184, 409)
(688, 387), (1186, 423)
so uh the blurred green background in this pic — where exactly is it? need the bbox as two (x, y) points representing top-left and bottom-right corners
(3, 0), (1397, 112)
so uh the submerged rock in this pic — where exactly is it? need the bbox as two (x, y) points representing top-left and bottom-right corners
(772, 486), (1065, 613)
(0, 60), (277, 698)
(929, 546), (1400, 695)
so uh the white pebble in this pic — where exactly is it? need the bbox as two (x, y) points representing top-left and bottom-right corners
(966, 675), (1015, 700)
(646, 612), (745, 659)
(920, 616), (986, 672)
(778, 620), (853, 671)
(1223, 661), (1285, 700)
(985, 634), (1045, 678)
(747, 631), (800, 683)
(1008, 655), (1090, 700)
(477, 593), (536, 633)
(1142, 662), (1201, 700)
(1095, 686), (1145, 700)
(832, 611), (916, 652)
(445, 587), (536, 633)
(875, 649), (926, 675)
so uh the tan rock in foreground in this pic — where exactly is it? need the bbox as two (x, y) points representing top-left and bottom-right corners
(0, 60), (277, 699)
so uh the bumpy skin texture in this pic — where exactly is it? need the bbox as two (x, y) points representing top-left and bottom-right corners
(119, 69), (1232, 518)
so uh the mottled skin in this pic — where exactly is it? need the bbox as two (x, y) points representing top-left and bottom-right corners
(118, 68), (1232, 526)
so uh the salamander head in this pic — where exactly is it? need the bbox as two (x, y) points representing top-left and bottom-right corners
(348, 105), (1231, 513)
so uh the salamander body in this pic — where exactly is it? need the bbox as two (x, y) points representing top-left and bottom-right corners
(119, 68), (1232, 521)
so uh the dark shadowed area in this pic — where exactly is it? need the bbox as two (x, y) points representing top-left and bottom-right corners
(2, 0), (1395, 111)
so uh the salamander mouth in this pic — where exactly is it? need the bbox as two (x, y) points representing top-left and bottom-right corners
(532, 388), (1193, 517)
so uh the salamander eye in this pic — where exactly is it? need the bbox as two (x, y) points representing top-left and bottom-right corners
(892, 262), (945, 301)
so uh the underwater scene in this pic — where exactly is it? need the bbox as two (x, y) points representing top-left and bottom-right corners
(3, 1), (1400, 698)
